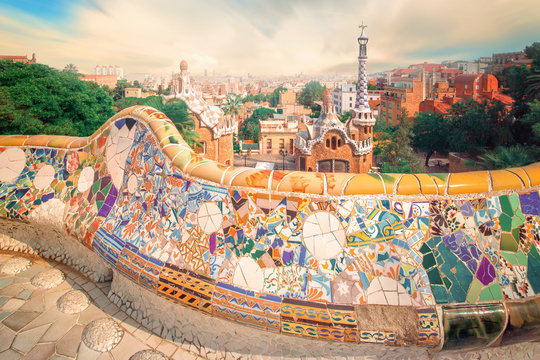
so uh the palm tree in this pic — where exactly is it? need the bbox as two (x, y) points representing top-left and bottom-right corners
(63, 64), (78, 73)
(465, 146), (538, 170)
(525, 71), (540, 101)
(222, 94), (243, 130)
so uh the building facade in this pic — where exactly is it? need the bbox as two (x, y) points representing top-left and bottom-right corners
(294, 26), (374, 173)
(0, 53), (36, 64)
(278, 90), (297, 106)
(332, 85), (381, 114)
(163, 60), (236, 165)
(259, 114), (300, 155)
(78, 74), (118, 89)
(94, 65), (124, 80)
(380, 73), (424, 125)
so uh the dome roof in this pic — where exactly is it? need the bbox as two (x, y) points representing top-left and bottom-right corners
(180, 60), (188, 71)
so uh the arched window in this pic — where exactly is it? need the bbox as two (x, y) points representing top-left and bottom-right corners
(364, 127), (367, 134)
(331, 137), (337, 150)
(326, 139), (330, 148)
(337, 139), (341, 147)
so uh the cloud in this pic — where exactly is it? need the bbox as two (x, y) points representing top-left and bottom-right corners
(0, 0), (539, 76)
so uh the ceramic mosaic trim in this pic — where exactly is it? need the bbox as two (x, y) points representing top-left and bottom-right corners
(1, 106), (540, 350)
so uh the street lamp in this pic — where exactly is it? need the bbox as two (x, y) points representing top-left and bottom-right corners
(279, 149), (289, 170)
(242, 148), (251, 167)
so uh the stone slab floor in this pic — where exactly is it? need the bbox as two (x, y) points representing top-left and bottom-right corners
(2, 251), (540, 360)
(0, 252), (202, 360)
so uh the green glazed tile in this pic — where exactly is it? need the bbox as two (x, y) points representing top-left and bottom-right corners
(467, 279), (483, 304)
(500, 233), (519, 253)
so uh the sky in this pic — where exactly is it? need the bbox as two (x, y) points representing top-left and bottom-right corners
(0, 0), (539, 77)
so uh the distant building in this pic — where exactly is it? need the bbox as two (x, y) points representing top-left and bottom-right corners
(443, 59), (491, 74)
(94, 65), (124, 80)
(163, 60), (237, 165)
(78, 74), (117, 89)
(454, 73), (498, 99)
(332, 84), (381, 114)
(0, 53), (36, 64)
(486, 51), (528, 74)
(380, 72), (424, 125)
(278, 89), (296, 106)
(295, 26), (374, 173)
(259, 114), (301, 155)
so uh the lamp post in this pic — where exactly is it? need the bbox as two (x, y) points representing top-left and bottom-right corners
(242, 148), (251, 167)
(279, 149), (288, 170)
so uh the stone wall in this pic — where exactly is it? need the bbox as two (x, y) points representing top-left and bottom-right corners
(1, 105), (540, 353)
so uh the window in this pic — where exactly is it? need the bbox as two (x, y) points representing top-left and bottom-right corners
(364, 127), (367, 134)
(317, 159), (349, 173)
(337, 139), (341, 147)
(389, 113), (392, 119)
(350, 97), (353, 101)
(266, 139), (272, 149)
(352, 134), (355, 140)
(383, 111), (386, 116)
(326, 139), (330, 147)
(465, 84), (468, 90)
(331, 137), (337, 150)
(397, 104), (400, 110)
(389, 103), (392, 109)
(279, 138), (285, 149)
(382, 101), (386, 107)
(350, 103), (352, 107)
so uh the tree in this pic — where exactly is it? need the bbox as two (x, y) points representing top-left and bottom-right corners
(271, 86), (286, 107)
(63, 63), (78, 73)
(222, 94), (243, 125)
(112, 80), (132, 101)
(520, 100), (540, 145)
(338, 111), (350, 123)
(379, 108), (424, 173)
(114, 95), (199, 147)
(413, 111), (451, 166)
(297, 81), (325, 106)
(0, 60), (114, 136)
(465, 145), (539, 170)
(525, 71), (540, 101)
(233, 135), (241, 154)
(367, 83), (377, 90)
(238, 107), (275, 142)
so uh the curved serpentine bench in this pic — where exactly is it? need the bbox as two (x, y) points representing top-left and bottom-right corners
(1, 105), (540, 352)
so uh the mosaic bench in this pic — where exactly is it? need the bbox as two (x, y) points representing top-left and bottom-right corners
(1, 105), (540, 353)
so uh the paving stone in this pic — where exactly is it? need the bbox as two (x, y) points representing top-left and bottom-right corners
(88, 287), (103, 300)
(172, 348), (200, 360)
(0, 325), (16, 352)
(0, 311), (12, 321)
(57, 324), (84, 358)
(21, 342), (55, 360)
(1, 257), (31, 274)
(78, 304), (105, 325)
(111, 332), (150, 359)
(121, 316), (140, 334)
(12, 324), (50, 354)
(156, 341), (177, 357)
(133, 327), (151, 342)
(0, 349), (23, 360)
(57, 290), (89, 314)
(16, 290), (33, 300)
(145, 334), (162, 349)
(0, 283), (24, 297)
(0, 278), (14, 290)
(1, 298), (25, 312)
(3, 311), (40, 332)
(31, 269), (64, 289)
(50, 356), (73, 360)
(0, 296), (8, 307)
(77, 341), (102, 360)
(82, 318), (124, 352)
(129, 349), (169, 360)
(18, 294), (45, 312)
(39, 314), (78, 342)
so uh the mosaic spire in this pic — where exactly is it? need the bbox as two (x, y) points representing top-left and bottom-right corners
(355, 22), (369, 109)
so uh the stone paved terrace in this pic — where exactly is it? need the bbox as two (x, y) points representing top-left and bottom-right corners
(0, 252), (202, 360)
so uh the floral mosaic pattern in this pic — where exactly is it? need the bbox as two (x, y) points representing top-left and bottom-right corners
(1, 106), (540, 349)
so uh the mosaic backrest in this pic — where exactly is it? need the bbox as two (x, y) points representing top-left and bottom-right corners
(1, 105), (539, 350)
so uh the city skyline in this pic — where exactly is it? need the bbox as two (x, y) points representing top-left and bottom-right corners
(0, 0), (539, 76)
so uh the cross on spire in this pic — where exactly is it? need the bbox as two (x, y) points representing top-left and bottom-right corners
(359, 21), (367, 37)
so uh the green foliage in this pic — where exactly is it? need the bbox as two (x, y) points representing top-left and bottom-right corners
(222, 94), (243, 119)
(233, 135), (241, 154)
(241, 93), (272, 104)
(238, 107), (275, 142)
(62, 63), (78, 73)
(367, 83), (377, 90)
(465, 145), (539, 170)
(271, 86), (286, 107)
(379, 108), (424, 173)
(297, 81), (325, 106)
(338, 111), (350, 123)
(413, 111), (451, 165)
(310, 103), (321, 118)
(112, 79), (141, 101)
(520, 100), (540, 144)
(114, 96), (199, 147)
(0, 61), (114, 136)
(525, 42), (540, 69)
(525, 71), (540, 101)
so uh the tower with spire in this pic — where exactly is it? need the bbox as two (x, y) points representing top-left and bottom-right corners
(294, 25), (374, 173)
